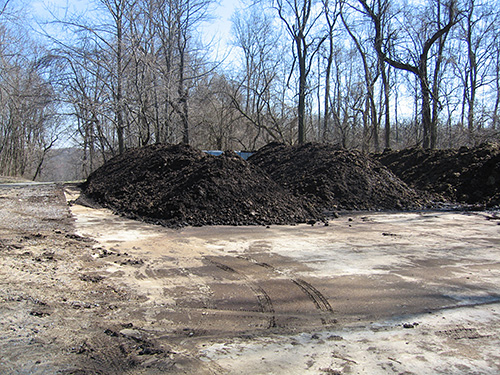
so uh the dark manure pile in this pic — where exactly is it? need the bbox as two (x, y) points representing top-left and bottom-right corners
(248, 142), (426, 211)
(80, 144), (324, 228)
(375, 142), (500, 207)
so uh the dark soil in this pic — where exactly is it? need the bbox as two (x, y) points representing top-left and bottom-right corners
(375, 143), (500, 207)
(80, 144), (323, 227)
(248, 142), (426, 211)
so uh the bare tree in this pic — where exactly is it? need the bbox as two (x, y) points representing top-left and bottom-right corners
(273, 0), (325, 144)
(79, 0), (137, 155)
(320, 0), (340, 141)
(494, 35), (500, 130)
(0, 4), (61, 179)
(0, 0), (11, 17)
(429, 0), (450, 145)
(169, 0), (215, 145)
(456, 0), (498, 140)
(340, 0), (395, 150)
(190, 73), (241, 149)
(340, 3), (381, 151)
(230, 7), (293, 148)
(358, 0), (461, 149)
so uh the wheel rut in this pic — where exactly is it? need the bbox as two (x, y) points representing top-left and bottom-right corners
(204, 255), (335, 328)
(291, 278), (334, 313)
(206, 258), (276, 328)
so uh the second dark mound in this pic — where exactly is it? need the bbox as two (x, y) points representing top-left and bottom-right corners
(375, 143), (500, 207)
(249, 142), (426, 211)
(80, 144), (323, 227)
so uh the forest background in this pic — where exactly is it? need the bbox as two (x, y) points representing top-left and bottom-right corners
(0, 0), (499, 181)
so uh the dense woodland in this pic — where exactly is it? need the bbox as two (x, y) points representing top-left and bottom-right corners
(0, 0), (499, 180)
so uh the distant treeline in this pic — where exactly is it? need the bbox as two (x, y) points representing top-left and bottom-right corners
(1, 0), (499, 180)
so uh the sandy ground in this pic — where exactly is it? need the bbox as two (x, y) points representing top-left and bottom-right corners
(1, 183), (499, 374)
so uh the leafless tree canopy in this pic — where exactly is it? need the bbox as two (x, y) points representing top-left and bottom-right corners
(0, 0), (499, 179)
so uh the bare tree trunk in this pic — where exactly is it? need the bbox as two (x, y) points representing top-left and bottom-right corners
(103, 0), (127, 154)
(421, 71), (432, 149)
(32, 137), (58, 181)
(381, 57), (390, 149)
(275, 0), (325, 144)
(431, 0), (447, 148)
(323, 36), (333, 140)
(466, 1), (476, 134)
(317, 52), (321, 140)
(178, 34), (189, 145)
(341, 8), (379, 151)
(362, 95), (370, 152)
(297, 34), (307, 144)
(494, 46), (500, 129)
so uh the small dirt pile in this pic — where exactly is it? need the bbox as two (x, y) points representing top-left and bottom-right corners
(80, 144), (323, 227)
(375, 143), (500, 207)
(248, 142), (426, 211)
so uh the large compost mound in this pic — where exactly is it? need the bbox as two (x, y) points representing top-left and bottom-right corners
(249, 142), (426, 211)
(80, 144), (323, 227)
(375, 143), (500, 206)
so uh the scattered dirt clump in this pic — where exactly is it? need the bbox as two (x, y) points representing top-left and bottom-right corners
(248, 142), (426, 211)
(80, 144), (323, 227)
(375, 142), (500, 207)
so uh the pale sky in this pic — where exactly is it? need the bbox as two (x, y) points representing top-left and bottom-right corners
(26, 0), (241, 64)
(28, 0), (240, 45)
(200, 0), (241, 62)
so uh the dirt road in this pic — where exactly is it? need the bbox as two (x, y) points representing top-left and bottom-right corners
(1, 183), (499, 374)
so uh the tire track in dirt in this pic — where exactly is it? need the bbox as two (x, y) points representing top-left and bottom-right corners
(238, 255), (335, 313)
(207, 258), (277, 329)
(291, 278), (336, 325)
(291, 278), (334, 312)
(205, 255), (336, 329)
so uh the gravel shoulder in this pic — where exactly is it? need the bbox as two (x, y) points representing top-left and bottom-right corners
(1, 183), (499, 374)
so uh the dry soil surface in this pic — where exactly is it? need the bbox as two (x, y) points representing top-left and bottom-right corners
(1, 183), (500, 374)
